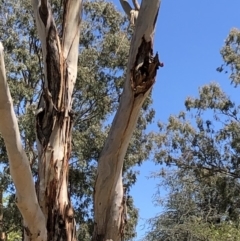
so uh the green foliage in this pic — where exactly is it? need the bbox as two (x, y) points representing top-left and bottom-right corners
(219, 28), (240, 85)
(144, 168), (240, 241)
(7, 231), (22, 241)
(145, 27), (240, 241)
(2, 195), (22, 240)
(154, 82), (240, 179)
(145, 81), (240, 239)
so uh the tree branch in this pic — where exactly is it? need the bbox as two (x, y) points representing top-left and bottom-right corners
(119, 0), (132, 18)
(132, 0), (140, 10)
(0, 43), (47, 241)
(62, 0), (82, 109)
(93, 0), (162, 240)
(120, 0), (140, 26)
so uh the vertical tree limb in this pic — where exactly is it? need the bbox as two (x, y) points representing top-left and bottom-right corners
(132, 0), (140, 10)
(32, 0), (82, 240)
(0, 43), (47, 241)
(93, 1), (162, 241)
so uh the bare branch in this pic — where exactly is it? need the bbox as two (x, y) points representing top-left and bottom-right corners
(62, 0), (82, 61)
(119, 0), (132, 18)
(120, 0), (139, 26)
(62, 0), (82, 108)
(132, 0), (140, 10)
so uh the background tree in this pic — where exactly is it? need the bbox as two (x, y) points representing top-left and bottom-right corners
(144, 28), (240, 241)
(0, 0), (162, 240)
(144, 168), (240, 241)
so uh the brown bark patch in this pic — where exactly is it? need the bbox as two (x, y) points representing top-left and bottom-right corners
(39, 2), (49, 26)
(119, 194), (128, 239)
(46, 24), (62, 105)
(131, 37), (161, 97)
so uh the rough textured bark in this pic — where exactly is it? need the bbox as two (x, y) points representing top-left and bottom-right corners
(93, 1), (162, 241)
(32, 0), (82, 240)
(0, 0), (161, 240)
(0, 0), (82, 239)
(0, 43), (47, 241)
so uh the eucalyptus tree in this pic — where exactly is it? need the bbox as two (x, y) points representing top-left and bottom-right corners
(0, 0), (162, 240)
(143, 83), (240, 240)
(144, 27), (240, 240)
(144, 167), (240, 241)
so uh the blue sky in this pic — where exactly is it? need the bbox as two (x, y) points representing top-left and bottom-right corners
(112, 0), (240, 240)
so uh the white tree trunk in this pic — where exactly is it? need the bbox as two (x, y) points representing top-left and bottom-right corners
(0, 43), (47, 241)
(32, 0), (82, 240)
(0, 0), (161, 240)
(0, 0), (82, 239)
(93, 1), (162, 241)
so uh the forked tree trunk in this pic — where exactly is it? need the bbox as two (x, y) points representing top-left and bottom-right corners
(0, 0), (162, 240)
(0, 0), (82, 240)
(93, 1), (162, 241)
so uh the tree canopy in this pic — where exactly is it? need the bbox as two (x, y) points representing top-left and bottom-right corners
(144, 28), (240, 241)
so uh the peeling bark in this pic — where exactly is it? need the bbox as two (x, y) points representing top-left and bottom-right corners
(93, 1), (162, 241)
(0, 0), (161, 240)
(32, 0), (82, 240)
(131, 37), (161, 97)
(0, 0), (81, 238)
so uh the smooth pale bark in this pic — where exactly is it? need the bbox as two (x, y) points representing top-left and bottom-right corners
(32, 0), (82, 240)
(0, 0), (161, 240)
(93, 1), (162, 241)
(0, 43), (47, 241)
